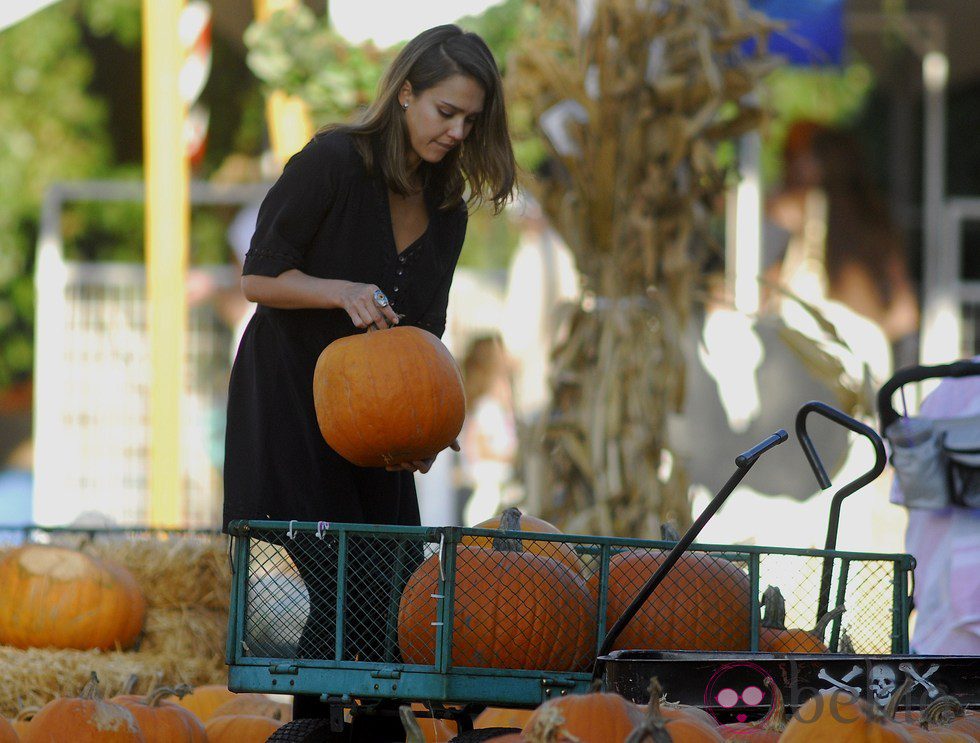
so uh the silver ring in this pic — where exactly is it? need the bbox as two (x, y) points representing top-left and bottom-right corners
(373, 289), (389, 308)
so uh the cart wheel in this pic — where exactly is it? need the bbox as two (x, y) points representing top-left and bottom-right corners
(450, 728), (522, 742)
(265, 718), (342, 742)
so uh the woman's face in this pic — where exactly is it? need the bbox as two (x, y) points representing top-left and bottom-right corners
(400, 73), (485, 166)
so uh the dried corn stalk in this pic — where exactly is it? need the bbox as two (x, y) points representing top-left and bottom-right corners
(507, 0), (779, 536)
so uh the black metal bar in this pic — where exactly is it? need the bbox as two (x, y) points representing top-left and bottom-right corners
(877, 360), (980, 431)
(592, 430), (787, 676)
(796, 402), (887, 623)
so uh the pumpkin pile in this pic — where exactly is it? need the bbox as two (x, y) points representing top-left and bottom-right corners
(313, 326), (465, 467)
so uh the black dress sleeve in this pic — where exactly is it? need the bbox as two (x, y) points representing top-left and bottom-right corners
(418, 206), (468, 339)
(243, 134), (343, 277)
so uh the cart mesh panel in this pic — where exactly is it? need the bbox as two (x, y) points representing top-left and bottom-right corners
(233, 523), (910, 668)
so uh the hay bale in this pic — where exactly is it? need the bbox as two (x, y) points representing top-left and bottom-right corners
(139, 607), (227, 660)
(0, 646), (226, 718)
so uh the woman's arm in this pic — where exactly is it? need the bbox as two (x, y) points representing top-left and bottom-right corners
(243, 270), (400, 329)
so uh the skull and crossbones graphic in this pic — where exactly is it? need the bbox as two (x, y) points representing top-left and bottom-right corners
(818, 663), (943, 707)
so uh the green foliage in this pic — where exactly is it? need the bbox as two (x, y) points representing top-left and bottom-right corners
(0, 4), (112, 388)
(244, 7), (394, 126)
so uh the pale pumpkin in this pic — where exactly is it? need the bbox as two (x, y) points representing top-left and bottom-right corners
(171, 684), (236, 722)
(594, 549), (750, 652)
(399, 509), (597, 671)
(110, 687), (207, 743)
(203, 713), (283, 743)
(313, 326), (465, 467)
(464, 508), (583, 575)
(0, 544), (145, 650)
(21, 673), (145, 742)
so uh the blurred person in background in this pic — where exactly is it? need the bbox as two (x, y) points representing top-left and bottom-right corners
(766, 120), (919, 369)
(459, 333), (518, 525)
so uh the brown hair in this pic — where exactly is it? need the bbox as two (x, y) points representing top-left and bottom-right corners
(326, 25), (516, 214)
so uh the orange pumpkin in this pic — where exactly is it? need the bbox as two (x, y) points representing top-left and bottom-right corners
(313, 326), (465, 467)
(475, 706), (535, 730)
(21, 673), (145, 742)
(594, 549), (750, 652)
(758, 585), (841, 654)
(916, 696), (980, 740)
(10, 707), (39, 738)
(171, 684), (236, 722)
(203, 714), (283, 743)
(716, 677), (786, 742)
(658, 699), (719, 730)
(0, 545), (146, 650)
(110, 687), (207, 743)
(464, 508), (583, 575)
(210, 693), (292, 722)
(0, 717), (16, 743)
(780, 690), (913, 742)
(411, 703), (457, 742)
(522, 691), (644, 742)
(629, 679), (724, 742)
(398, 509), (596, 670)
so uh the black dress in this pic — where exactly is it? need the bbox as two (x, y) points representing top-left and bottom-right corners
(223, 130), (467, 532)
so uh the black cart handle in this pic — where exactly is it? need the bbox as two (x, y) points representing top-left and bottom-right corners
(593, 430), (788, 674)
(877, 360), (980, 431)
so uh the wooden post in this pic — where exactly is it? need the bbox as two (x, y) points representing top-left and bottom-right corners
(142, 0), (188, 527)
(253, 0), (315, 166)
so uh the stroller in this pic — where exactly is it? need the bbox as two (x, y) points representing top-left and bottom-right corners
(877, 358), (980, 655)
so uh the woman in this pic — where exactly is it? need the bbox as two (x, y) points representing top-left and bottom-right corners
(222, 24), (516, 731)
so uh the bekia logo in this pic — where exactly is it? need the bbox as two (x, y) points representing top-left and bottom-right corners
(703, 661), (775, 726)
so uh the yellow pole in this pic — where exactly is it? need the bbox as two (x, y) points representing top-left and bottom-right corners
(253, 0), (314, 166)
(142, 0), (188, 527)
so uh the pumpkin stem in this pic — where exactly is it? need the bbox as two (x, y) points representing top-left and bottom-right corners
(120, 673), (139, 695)
(146, 686), (185, 707)
(623, 679), (673, 743)
(812, 604), (845, 638)
(884, 678), (914, 721)
(170, 683), (194, 700)
(524, 704), (578, 743)
(492, 507), (524, 552)
(839, 627), (856, 654)
(921, 695), (965, 729)
(760, 585), (787, 630)
(399, 705), (426, 743)
(80, 672), (103, 701)
(659, 523), (681, 542)
(758, 676), (788, 732)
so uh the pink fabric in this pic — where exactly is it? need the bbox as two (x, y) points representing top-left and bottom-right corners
(889, 364), (980, 655)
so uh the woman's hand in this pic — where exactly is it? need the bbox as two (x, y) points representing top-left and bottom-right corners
(339, 282), (400, 330)
(386, 439), (460, 474)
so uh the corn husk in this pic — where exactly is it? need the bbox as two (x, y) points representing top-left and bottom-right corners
(507, 0), (778, 536)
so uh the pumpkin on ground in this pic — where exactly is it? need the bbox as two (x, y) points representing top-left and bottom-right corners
(593, 548), (751, 652)
(398, 509), (597, 670)
(210, 693), (292, 722)
(313, 326), (465, 467)
(0, 544), (145, 650)
(203, 713), (283, 743)
(10, 707), (39, 739)
(475, 706), (535, 730)
(522, 690), (645, 742)
(0, 717), (16, 743)
(912, 695), (980, 741)
(624, 679), (723, 743)
(171, 684), (236, 722)
(110, 686), (207, 743)
(780, 690), (913, 742)
(758, 585), (843, 654)
(21, 673), (145, 743)
(464, 508), (584, 576)
(410, 703), (457, 742)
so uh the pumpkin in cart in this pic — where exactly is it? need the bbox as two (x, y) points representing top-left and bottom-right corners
(592, 547), (751, 652)
(0, 544), (145, 650)
(464, 508), (584, 576)
(758, 585), (843, 654)
(398, 508), (597, 670)
(21, 673), (145, 743)
(313, 326), (465, 467)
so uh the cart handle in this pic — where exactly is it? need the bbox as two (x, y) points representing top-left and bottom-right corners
(592, 430), (787, 674)
(796, 401), (886, 628)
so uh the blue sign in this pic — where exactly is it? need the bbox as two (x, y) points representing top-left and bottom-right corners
(747, 0), (845, 67)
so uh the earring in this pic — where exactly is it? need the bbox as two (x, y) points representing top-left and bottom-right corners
(402, 102), (409, 110)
